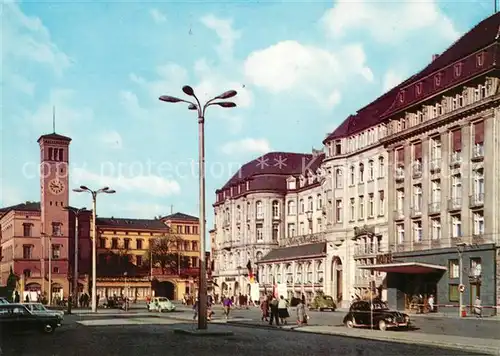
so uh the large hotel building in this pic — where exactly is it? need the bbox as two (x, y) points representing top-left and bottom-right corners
(212, 14), (500, 315)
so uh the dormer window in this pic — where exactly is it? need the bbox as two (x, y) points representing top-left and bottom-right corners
(476, 52), (484, 67)
(287, 177), (296, 190)
(335, 140), (342, 155)
(454, 63), (462, 78)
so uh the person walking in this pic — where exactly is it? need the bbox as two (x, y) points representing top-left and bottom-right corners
(192, 298), (199, 320)
(427, 294), (435, 313)
(269, 296), (280, 326)
(260, 296), (269, 321)
(296, 297), (307, 326)
(222, 296), (233, 319)
(474, 296), (482, 318)
(278, 296), (289, 325)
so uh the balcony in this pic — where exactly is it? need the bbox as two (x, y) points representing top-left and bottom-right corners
(450, 152), (462, 167)
(410, 206), (422, 218)
(469, 193), (484, 208)
(393, 209), (404, 221)
(395, 168), (404, 182)
(471, 145), (484, 161)
(447, 198), (462, 211)
(412, 162), (422, 178)
(278, 231), (326, 247)
(430, 159), (441, 173)
(428, 202), (441, 215)
(354, 245), (384, 257)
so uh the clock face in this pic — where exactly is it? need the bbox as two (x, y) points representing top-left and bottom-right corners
(48, 179), (65, 195)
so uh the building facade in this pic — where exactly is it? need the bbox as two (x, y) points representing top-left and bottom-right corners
(212, 14), (500, 312)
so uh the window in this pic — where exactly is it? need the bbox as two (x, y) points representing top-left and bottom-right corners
(449, 284), (459, 302)
(136, 239), (143, 249)
(23, 245), (33, 259)
(431, 218), (441, 240)
(192, 241), (198, 251)
(359, 163), (364, 183)
(349, 198), (355, 221)
(52, 244), (61, 259)
(470, 258), (482, 277)
(349, 166), (355, 186)
(449, 259), (459, 278)
(236, 205), (242, 221)
(272, 224), (279, 242)
(288, 179), (296, 190)
(299, 222), (305, 235)
(451, 215), (462, 238)
(193, 226), (199, 235)
(256, 223), (263, 241)
(358, 196), (364, 219)
(287, 223), (295, 237)
(176, 225), (183, 234)
(53, 266), (60, 274)
(413, 184), (422, 212)
(473, 212), (484, 235)
(396, 224), (405, 244)
(124, 239), (130, 249)
(431, 180), (441, 203)
(99, 238), (106, 248)
(23, 223), (32, 237)
(112, 238), (118, 249)
(272, 201), (279, 218)
(368, 194), (374, 217)
(413, 221), (422, 242)
(287, 201), (296, 215)
(317, 194), (323, 210)
(368, 160), (374, 180)
(299, 199), (305, 214)
(378, 191), (385, 216)
(451, 174), (462, 199)
(52, 222), (61, 236)
(307, 196), (313, 211)
(335, 169), (343, 188)
(136, 255), (143, 266)
(336, 200), (343, 223)
(378, 157), (385, 178)
(473, 169), (484, 197)
(431, 137), (441, 160)
(185, 226), (191, 234)
(317, 218), (322, 232)
(396, 189), (405, 213)
(256, 201), (264, 219)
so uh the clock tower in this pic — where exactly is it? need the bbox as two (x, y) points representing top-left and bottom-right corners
(37, 132), (72, 297)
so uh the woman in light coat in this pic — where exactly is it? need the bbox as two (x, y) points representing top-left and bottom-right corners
(296, 296), (308, 325)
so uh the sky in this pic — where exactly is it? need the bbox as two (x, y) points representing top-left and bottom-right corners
(0, 0), (494, 241)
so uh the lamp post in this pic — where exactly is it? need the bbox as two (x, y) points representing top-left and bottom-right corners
(456, 242), (466, 318)
(63, 206), (87, 306)
(159, 85), (237, 330)
(72, 186), (116, 312)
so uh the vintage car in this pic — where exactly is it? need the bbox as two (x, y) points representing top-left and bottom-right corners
(0, 297), (9, 305)
(309, 294), (336, 311)
(0, 304), (61, 334)
(23, 303), (64, 323)
(343, 300), (410, 331)
(147, 297), (176, 312)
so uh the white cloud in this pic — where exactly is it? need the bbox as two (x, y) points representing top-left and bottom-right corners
(2, 1), (72, 74)
(98, 130), (123, 149)
(220, 138), (271, 156)
(4, 72), (36, 95)
(150, 9), (167, 23)
(72, 167), (181, 197)
(322, 0), (458, 44)
(119, 90), (149, 119)
(129, 63), (188, 100)
(382, 70), (405, 93)
(200, 14), (241, 61)
(244, 40), (372, 108)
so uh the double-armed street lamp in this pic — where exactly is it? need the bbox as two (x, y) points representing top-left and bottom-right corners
(159, 85), (237, 330)
(72, 186), (116, 312)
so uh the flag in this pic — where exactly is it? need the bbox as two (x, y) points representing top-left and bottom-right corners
(246, 260), (255, 283)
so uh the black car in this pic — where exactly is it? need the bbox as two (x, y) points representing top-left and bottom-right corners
(343, 300), (410, 331)
(0, 304), (61, 334)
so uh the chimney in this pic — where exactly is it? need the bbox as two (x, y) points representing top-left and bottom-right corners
(432, 54), (439, 61)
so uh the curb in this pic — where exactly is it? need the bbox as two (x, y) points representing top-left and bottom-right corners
(173, 328), (234, 337)
(224, 322), (499, 355)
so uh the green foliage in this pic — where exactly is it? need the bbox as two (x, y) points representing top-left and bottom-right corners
(145, 233), (187, 273)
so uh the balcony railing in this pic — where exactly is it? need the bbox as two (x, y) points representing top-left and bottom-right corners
(395, 168), (404, 182)
(428, 201), (441, 215)
(469, 193), (484, 208)
(410, 206), (422, 217)
(471, 145), (484, 161)
(447, 197), (462, 211)
(430, 159), (441, 173)
(354, 245), (384, 257)
(450, 152), (462, 167)
(393, 209), (404, 221)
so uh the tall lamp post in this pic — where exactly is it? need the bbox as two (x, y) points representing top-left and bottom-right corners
(159, 85), (237, 330)
(72, 186), (116, 312)
(457, 242), (466, 318)
(63, 206), (87, 305)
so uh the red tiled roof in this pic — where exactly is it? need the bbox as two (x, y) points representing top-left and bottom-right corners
(323, 13), (500, 144)
(37, 133), (72, 143)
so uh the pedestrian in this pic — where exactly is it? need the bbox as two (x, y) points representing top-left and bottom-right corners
(427, 294), (434, 313)
(192, 298), (199, 320)
(474, 296), (482, 318)
(222, 296), (233, 319)
(296, 297), (307, 326)
(278, 295), (289, 325)
(269, 296), (279, 326)
(260, 297), (269, 321)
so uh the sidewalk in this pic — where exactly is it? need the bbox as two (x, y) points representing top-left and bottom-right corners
(223, 320), (500, 355)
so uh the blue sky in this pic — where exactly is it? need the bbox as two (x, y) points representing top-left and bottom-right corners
(0, 0), (493, 235)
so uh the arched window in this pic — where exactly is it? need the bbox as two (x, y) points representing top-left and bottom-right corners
(287, 200), (296, 215)
(286, 264), (293, 284)
(306, 262), (313, 283)
(256, 251), (263, 261)
(295, 263), (302, 283)
(272, 200), (279, 218)
(236, 205), (241, 222)
(307, 196), (313, 211)
(317, 194), (323, 210)
(359, 163), (364, 183)
(316, 261), (324, 283)
(378, 156), (385, 178)
(368, 160), (374, 180)
(299, 199), (305, 213)
(349, 166), (355, 185)
(335, 168), (343, 188)
(256, 201), (263, 219)
(229, 253), (233, 269)
(276, 265), (282, 283)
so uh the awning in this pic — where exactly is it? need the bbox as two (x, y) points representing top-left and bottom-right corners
(358, 262), (447, 274)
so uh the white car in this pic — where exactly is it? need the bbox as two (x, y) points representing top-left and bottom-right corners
(147, 297), (176, 312)
(23, 303), (65, 323)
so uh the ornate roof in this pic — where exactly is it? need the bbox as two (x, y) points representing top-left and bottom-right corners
(323, 13), (500, 144)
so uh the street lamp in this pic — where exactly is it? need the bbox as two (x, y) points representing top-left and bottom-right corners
(63, 206), (87, 305)
(159, 85), (237, 330)
(456, 242), (467, 318)
(72, 186), (116, 312)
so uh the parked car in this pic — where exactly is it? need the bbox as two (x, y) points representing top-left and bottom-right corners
(0, 304), (61, 334)
(147, 297), (176, 312)
(343, 300), (410, 331)
(309, 294), (336, 311)
(0, 297), (9, 305)
(23, 303), (64, 323)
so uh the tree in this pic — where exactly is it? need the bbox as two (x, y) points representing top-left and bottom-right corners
(145, 234), (183, 274)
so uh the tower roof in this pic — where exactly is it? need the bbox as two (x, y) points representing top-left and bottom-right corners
(37, 133), (72, 143)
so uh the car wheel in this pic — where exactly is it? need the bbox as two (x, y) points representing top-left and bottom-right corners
(378, 320), (387, 331)
(42, 324), (55, 334)
(345, 318), (355, 328)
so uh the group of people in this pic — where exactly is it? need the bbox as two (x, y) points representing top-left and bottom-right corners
(260, 295), (308, 326)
